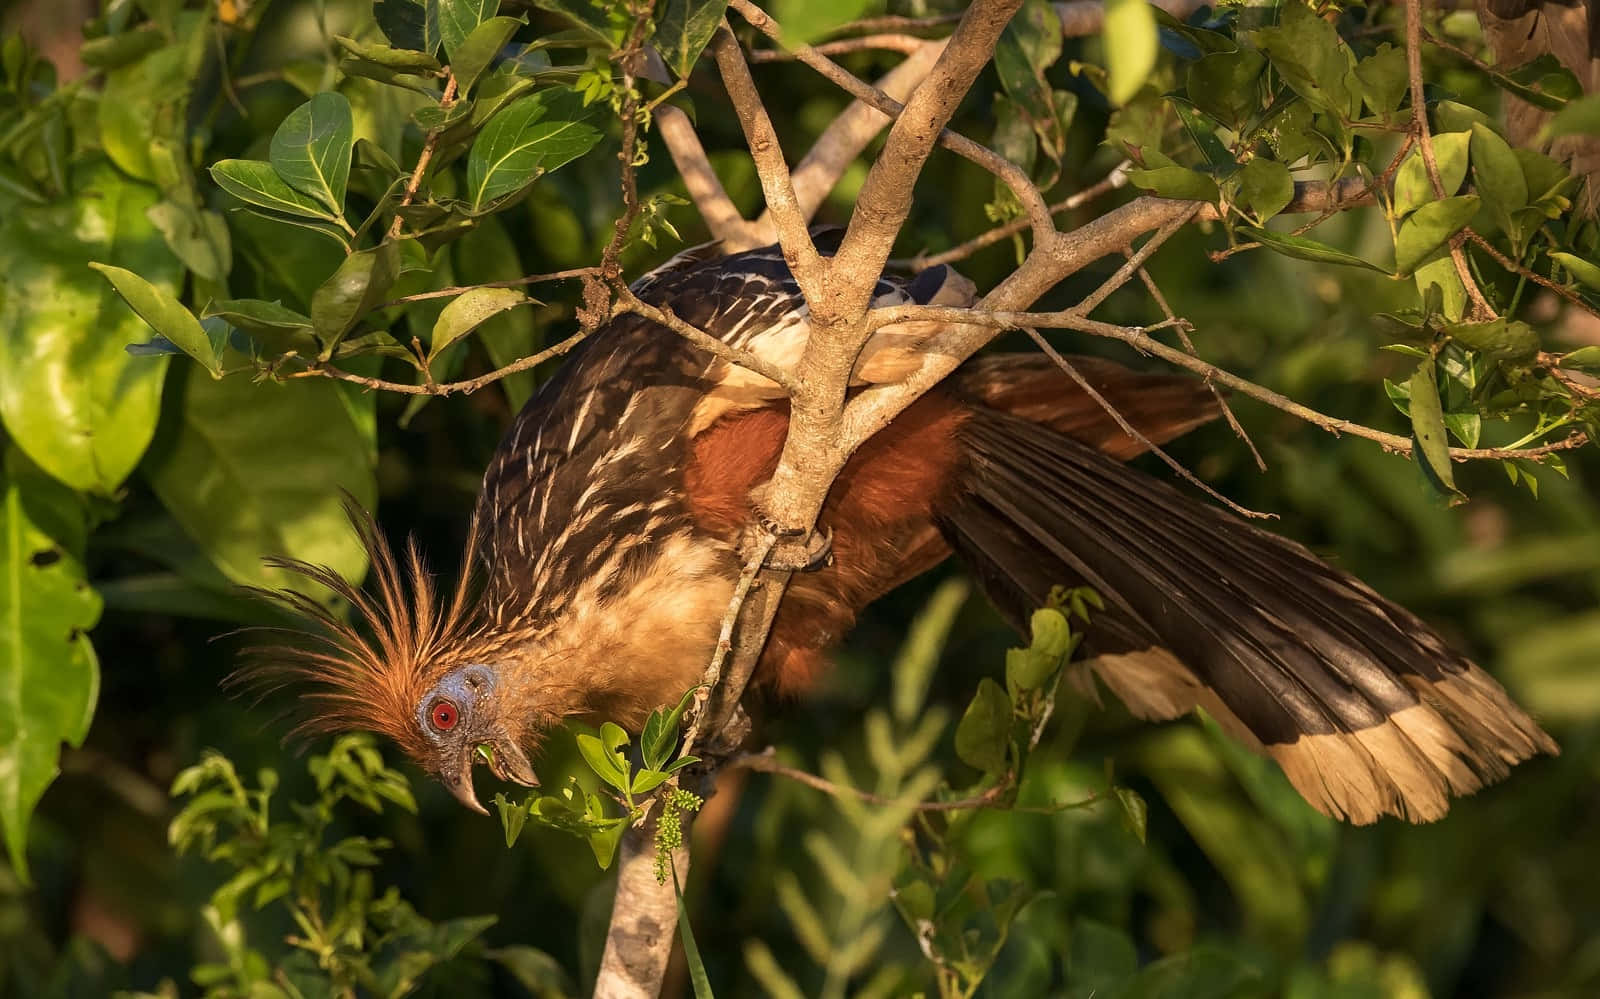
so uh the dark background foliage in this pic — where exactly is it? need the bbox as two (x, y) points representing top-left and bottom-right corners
(2, 0), (1599, 996)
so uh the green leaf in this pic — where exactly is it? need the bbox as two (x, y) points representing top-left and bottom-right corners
(1550, 251), (1600, 290)
(1103, 0), (1158, 105)
(143, 365), (376, 593)
(450, 15), (524, 94)
(1253, 1), (1356, 117)
(1126, 161), (1219, 203)
(1392, 131), (1470, 217)
(1470, 122), (1529, 217)
(310, 242), (403, 351)
(146, 200), (232, 284)
(1445, 318), (1538, 361)
(1413, 249), (1468, 324)
(210, 159), (339, 221)
(994, 0), (1062, 120)
(0, 162), (180, 493)
(575, 731), (630, 793)
(0, 448), (101, 881)
(655, 0), (732, 80)
(467, 86), (604, 211)
(376, 0), (443, 56)
(1408, 357), (1459, 498)
(673, 865), (716, 999)
(440, 0), (499, 57)
(1185, 48), (1265, 128)
(1540, 93), (1600, 142)
(1394, 195), (1479, 275)
(630, 769), (671, 796)
(641, 686), (699, 772)
(333, 34), (443, 73)
(90, 263), (222, 377)
(767, 0), (872, 46)
(1237, 225), (1393, 274)
(954, 677), (1011, 775)
(1354, 42), (1407, 114)
(1113, 786), (1148, 844)
(890, 578), (970, 725)
(428, 287), (530, 362)
(1558, 345), (1600, 373)
(202, 299), (319, 354)
(1232, 157), (1293, 222)
(269, 92), (354, 217)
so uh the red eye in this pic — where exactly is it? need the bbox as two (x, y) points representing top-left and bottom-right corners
(430, 699), (459, 731)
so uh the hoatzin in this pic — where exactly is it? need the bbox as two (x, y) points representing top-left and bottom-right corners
(256, 231), (1556, 825)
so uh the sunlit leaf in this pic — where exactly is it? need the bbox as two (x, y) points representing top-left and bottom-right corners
(1237, 225), (1393, 274)
(954, 677), (1011, 775)
(1394, 195), (1479, 275)
(210, 159), (339, 221)
(269, 92), (354, 216)
(655, 0), (731, 79)
(466, 86), (604, 211)
(90, 263), (222, 377)
(1104, 0), (1158, 105)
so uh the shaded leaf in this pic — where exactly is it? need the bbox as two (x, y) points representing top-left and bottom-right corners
(310, 242), (403, 351)
(0, 449), (100, 881)
(333, 34), (443, 73)
(440, 0), (499, 58)
(450, 15), (525, 94)
(1540, 93), (1600, 142)
(376, 0), (442, 55)
(143, 365), (376, 593)
(1232, 157), (1293, 221)
(1237, 225), (1393, 274)
(655, 0), (732, 80)
(954, 677), (1011, 775)
(1408, 356), (1459, 497)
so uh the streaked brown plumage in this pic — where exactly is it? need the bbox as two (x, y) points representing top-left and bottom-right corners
(253, 231), (1556, 823)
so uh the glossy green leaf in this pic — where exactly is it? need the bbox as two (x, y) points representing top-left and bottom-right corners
(0, 448), (101, 881)
(143, 365), (376, 593)
(210, 159), (339, 220)
(450, 15), (524, 94)
(1408, 357), (1459, 497)
(954, 677), (1011, 775)
(90, 263), (222, 377)
(641, 687), (699, 772)
(655, 0), (731, 79)
(0, 163), (180, 494)
(466, 86), (604, 211)
(310, 242), (403, 351)
(375, 0), (442, 55)
(429, 287), (530, 362)
(1392, 131), (1469, 217)
(269, 92), (354, 216)
(1237, 225), (1394, 274)
(333, 34), (444, 73)
(575, 731), (630, 794)
(1394, 195), (1479, 275)
(1104, 0), (1157, 105)
(440, 0), (499, 57)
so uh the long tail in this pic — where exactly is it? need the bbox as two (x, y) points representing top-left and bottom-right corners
(939, 405), (1557, 824)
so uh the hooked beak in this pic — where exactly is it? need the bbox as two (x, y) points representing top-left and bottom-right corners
(440, 735), (540, 815)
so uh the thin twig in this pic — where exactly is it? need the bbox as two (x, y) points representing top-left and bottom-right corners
(614, 287), (799, 390)
(1465, 230), (1600, 322)
(749, 34), (931, 61)
(1404, 0), (1495, 320)
(1025, 329), (1275, 518)
(375, 267), (599, 308)
(389, 73), (458, 239)
(1133, 261), (1266, 470)
(732, 0), (1054, 248)
(289, 327), (593, 396)
(682, 536), (775, 756)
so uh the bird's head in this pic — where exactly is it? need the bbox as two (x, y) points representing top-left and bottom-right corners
(239, 503), (543, 814)
(409, 662), (538, 813)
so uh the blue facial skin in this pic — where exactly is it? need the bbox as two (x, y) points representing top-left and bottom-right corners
(416, 663), (497, 742)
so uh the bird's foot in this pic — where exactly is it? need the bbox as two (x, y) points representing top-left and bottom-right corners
(741, 511), (833, 572)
